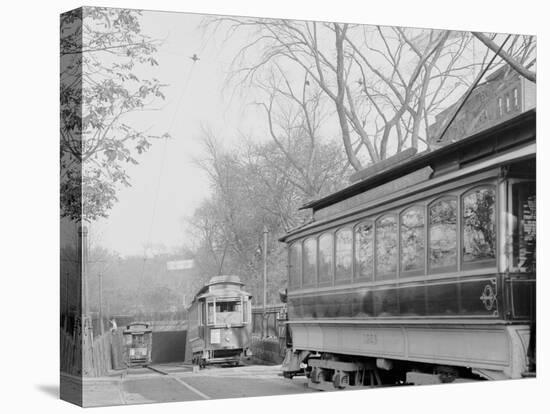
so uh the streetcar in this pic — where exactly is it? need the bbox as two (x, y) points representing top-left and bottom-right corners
(280, 108), (536, 388)
(187, 275), (253, 367)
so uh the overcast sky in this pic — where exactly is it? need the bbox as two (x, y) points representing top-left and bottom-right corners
(89, 9), (514, 257)
(92, 10), (264, 256)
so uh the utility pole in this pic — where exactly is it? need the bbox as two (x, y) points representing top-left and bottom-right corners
(80, 225), (89, 316)
(98, 272), (104, 335)
(262, 226), (268, 338)
(63, 271), (69, 331)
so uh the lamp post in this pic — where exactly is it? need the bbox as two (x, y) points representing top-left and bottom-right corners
(262, 226), (268, 338)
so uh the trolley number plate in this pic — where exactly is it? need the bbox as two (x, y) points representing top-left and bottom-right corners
(362, 331), (378, 345)
(210, 329), (221, 344)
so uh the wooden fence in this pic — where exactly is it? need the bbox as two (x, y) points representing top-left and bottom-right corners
(61, 326), (120, 377)
(251, 304), (288, 361)
(60, 329), (81, 376)
(83, 331), (114, 377)
(251, 304), (286, 338)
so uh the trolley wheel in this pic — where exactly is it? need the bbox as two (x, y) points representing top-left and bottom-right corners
(436, 366), (458, 383)
(333, 373), (341, 388)
(332, 371), (348, 389)
(310, 367), (324, 384)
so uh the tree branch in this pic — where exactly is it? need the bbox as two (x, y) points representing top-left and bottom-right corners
(472, 32), (536, 83)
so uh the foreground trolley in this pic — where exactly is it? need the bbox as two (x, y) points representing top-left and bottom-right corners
(280, 109), (536, 388)
(187, 275), (253, 367)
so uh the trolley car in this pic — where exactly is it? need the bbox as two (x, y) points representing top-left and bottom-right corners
(187, 275), (253, 367)
(280, 109), (536, 388)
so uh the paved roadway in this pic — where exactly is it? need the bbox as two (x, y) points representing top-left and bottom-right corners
(81, 363), (315, 407)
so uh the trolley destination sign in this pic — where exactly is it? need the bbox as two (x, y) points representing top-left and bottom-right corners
(166, 259), (195, 271)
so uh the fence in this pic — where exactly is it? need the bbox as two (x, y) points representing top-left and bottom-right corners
(83, 331), (113, 377)
(61, 328), (114, 377)
(251, 304), (287, 362)
(60, 329), (81, 376)
(251, 304), (286, 338)
(62, 316), (189, 377)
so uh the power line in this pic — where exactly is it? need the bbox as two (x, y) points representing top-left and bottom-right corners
(140, 59), (198, 279)
(436, 34), (511, 143)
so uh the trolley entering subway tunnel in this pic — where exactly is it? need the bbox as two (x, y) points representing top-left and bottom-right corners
(186, 275), (253, 368)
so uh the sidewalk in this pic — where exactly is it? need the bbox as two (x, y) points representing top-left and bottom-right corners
(61, 371), (126, 407)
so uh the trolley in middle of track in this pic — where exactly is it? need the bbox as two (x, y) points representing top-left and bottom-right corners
(187, 275), (253, 368)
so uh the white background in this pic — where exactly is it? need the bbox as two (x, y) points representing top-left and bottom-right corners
(0, 0), (547, 412)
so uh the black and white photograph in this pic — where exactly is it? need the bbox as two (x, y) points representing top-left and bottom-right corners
(1, 1), (546, 413)
(58, 3), (538, 407)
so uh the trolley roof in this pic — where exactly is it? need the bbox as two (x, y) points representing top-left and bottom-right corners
(190, 275), (251, 303)
(280, 109), (536, 242)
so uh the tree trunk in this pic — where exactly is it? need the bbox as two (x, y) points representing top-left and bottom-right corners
(334, 24), (363, 171)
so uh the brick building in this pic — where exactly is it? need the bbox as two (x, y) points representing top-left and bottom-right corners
(428, 65), (535, 145)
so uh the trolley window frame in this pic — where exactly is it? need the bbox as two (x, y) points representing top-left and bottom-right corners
(460, 184), (498, 271)
(507, 178), (536, 273)
(288, 241), (302, 289)
(302, 237), (318, 288)
(427, 195), (459, 275)
(205, 296), (249, 327)
(206, 299), (216, 326)
(318, 231), (335, 287)
(399, 204), (426, 278)
(353, 220), (375, 282)
(335, 227), (353, 284)
(286, 176), (503, 291)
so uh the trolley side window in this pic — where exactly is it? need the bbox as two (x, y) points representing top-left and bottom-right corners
(303, 237), (317, 286)
(207, 301), (215, 325)
(355, 221), (374, 281)
(243, 298), (249, 324)
(510, 181), (536, 272)
(335, 228), (352, 282)
(462, 186), (497, 266)
(429, 197), (458, 271)
(400, 206), (425, 274)
(289, 242), (302, 288)
(318, 232), (334, 285)
(375, 215), (398, 279)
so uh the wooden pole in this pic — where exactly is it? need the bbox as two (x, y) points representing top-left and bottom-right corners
(263, 226), (268, 338)
(98, 272), (104, 335)
(64, 271), (69, 331)
(80, 225), (89, 316)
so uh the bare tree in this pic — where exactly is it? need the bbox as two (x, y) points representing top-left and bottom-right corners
(253, 65), (350, 199)
(209, 18), (485, 170)
(472, 32), (536, 83)
(189, 114), (348, 300)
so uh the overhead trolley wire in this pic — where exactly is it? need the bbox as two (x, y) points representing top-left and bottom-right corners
(140, 57), (199, 279)
(436, 34), (512, 143)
